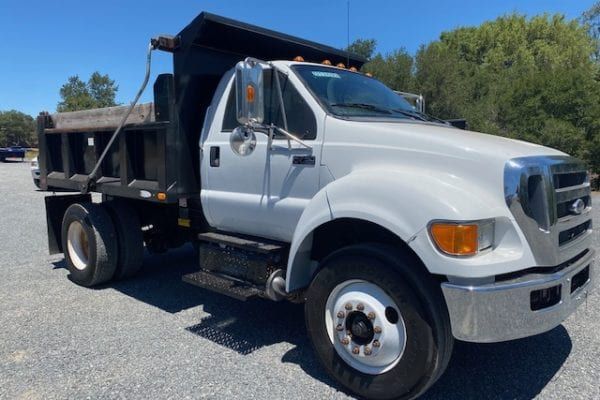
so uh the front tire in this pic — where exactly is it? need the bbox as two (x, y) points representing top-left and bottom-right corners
(61, 203), (118, 287)
(305, 244), (453, 400)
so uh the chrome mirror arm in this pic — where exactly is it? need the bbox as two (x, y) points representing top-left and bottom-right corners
(272, 125), (312, 150)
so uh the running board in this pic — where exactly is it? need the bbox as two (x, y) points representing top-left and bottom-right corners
(182, 270), (262, 301)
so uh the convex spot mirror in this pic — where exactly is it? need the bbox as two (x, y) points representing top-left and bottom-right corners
(230, 126), (257, 156)
(235, 60), (265, 126)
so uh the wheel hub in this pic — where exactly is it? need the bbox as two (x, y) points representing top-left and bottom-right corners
(346, 311), (374, 345)
(325, 280), (407, 375)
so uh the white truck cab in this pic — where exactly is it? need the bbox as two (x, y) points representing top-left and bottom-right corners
(200, 58), (595, 394)
(38, 13), (596, 400)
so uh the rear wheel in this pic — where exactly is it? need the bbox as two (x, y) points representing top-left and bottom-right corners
(305, 244), (453, 400)
(105, 201), (144, 280)
(62, 203), (118, 287)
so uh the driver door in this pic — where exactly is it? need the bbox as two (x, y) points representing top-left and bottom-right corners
(201, 70), (322, 242)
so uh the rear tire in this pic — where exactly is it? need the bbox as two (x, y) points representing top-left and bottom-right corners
(305, 243), (453, 400)
(105, 201), (144, 280)
(61, 203), (118, 287)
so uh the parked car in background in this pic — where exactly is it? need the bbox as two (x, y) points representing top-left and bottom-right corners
(0, 146), (26, 162)
(31, 156), (40, 188)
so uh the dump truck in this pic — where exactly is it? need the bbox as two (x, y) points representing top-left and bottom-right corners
(37, 12), (596, 400)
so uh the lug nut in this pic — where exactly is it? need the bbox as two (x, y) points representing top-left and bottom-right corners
(367, 312), (376, 320)
(336, 324), (344, 332)
(341, 337), (350, 345)
(373, 340), (381, 348)
(356, 303), (365, 311)
(345, 303), (353, 310)
(337, 311), (345, 318)
(352, 347), (360, 355)
(364, 347), (372, 355)
(374, 326), (382, 334)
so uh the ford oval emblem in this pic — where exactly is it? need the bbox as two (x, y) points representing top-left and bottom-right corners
(569, 198), (585, 215)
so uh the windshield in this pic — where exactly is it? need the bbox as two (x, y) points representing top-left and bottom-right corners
(292, 65), (417, 120)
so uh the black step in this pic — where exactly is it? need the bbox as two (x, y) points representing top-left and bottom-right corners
(198, 232), (285, 254)
(182, 270), (262, 301)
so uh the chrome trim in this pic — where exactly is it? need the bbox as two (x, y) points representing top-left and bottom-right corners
(441, 249), (596, 343)
(504, 156), (592, 266)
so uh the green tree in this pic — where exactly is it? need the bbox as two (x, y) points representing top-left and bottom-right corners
(364, 49), (414, 91)
(413, 13), (600, 165)
(582, 2), (600, 60)
(88, 72), (119, 108)
(346, 38), (377, 61)
(0, 110), (36, 147)
(57, 72), (119, 112)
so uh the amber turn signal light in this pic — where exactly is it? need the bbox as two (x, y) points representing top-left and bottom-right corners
(293, 56), (305, 62)
(246, 84), (255, 103)
(156, 192), (167, 201)
(430, 223), (478, 256)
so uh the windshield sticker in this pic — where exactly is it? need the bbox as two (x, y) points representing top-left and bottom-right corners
(311, 71), (341, 79)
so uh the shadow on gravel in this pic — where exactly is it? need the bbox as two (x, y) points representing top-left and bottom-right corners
(422, 325), (572, 399)
(52, 244), (573, 399)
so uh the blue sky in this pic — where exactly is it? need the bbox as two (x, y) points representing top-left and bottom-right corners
(0, 0), (595, 116)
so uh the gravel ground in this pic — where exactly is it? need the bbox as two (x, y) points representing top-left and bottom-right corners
(0, 161), (599, 400)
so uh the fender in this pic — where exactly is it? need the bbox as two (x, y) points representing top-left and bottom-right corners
(286, 168), (516, 291)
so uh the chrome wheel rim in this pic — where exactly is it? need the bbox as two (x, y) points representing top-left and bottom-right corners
(325, 279), (406, 375)
(67, 221), (89, 270)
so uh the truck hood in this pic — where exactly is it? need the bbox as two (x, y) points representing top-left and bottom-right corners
(323, 118), (566, 204)
(323, 118), (565, 169)
(355, 120), (564, 160)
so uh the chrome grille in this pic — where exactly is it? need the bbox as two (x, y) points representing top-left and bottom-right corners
(505, 156), (592, 266)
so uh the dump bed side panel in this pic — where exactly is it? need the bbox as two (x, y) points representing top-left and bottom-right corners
(37, 74), (187, 203)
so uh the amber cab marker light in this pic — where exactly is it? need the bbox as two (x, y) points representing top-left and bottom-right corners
(246, 84), (255, 103)
(365, 72), (373, 77)
(322, 59), (332, 65)
(293, 56), (305, 62)
(430, 223), (478, 256)
(156, 192), (167, 201)
(349, 66), (358, 72)
(336, 62), (346, 68)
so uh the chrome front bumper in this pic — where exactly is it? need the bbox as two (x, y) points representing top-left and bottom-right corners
(441, 249), (596, 343)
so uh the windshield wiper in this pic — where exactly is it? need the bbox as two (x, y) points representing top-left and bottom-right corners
(330, 103), (393, 115)
(391, 109), (428, 121)
(392, 108), (448, 124)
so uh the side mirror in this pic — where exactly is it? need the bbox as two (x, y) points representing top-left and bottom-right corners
(235, 60), (264, 126)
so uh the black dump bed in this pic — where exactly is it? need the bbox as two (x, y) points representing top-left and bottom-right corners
(38, 12), (365, 203)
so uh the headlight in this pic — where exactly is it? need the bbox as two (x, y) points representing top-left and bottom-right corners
(429, 219), (495, 257)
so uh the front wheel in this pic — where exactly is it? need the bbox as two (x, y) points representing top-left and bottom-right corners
(305, 244), (453, 400)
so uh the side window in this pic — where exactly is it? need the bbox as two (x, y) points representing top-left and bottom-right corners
(221, 71), (317, 140)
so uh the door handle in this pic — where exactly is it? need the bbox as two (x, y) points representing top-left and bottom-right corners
(210, 146), (220, 167)
(292, 155), (316, 165)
